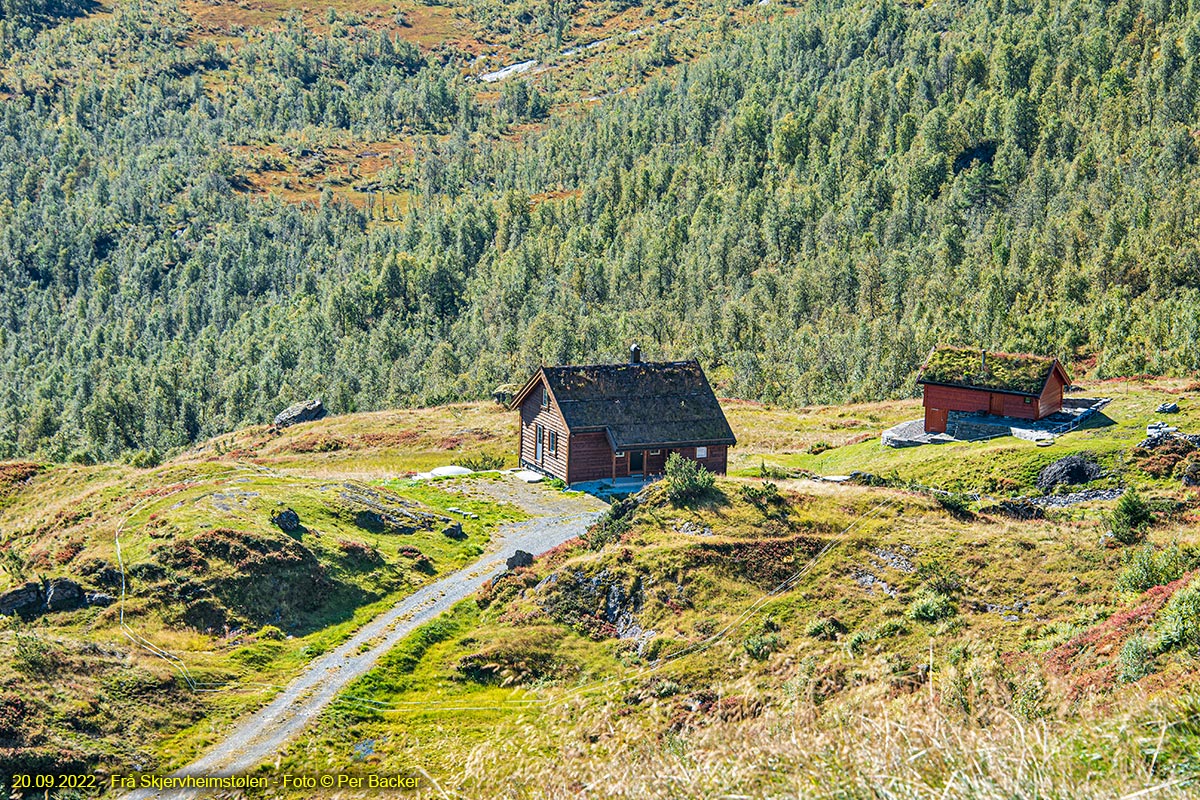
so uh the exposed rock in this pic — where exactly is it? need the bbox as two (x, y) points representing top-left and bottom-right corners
(852, 570), (897, 597)
(0, 582), (43, 616)
(273, 399), (326, 428)
(1157, 402), (1180, 414)
(676, 520), (713, 536)
(1183, 461), (1200, 488)
(354, 510), (385, 531)
(1138, 427), (1200, 450)
(85, 592), (115, 607)
(442, 522), (465, 540)
(1036, 455), (1101, 492)
(44, 579), (84, 611)
(506, 550), (534, 570)
(1030, 488), (1124, 507)
(271, 508), (301, 532)
(870, 545), (917, 573)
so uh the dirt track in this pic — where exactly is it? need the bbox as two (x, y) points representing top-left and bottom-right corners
(124, 477), (604, 799)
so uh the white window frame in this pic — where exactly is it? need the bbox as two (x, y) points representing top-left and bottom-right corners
(695, 446), (708, 458)
(614, 450), (625, 458)
(548, 430), (558, 455)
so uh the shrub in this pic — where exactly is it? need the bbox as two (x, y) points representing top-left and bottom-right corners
(1155, 577), (1200, 653)
(907, 589), (956, 623)
(805, 616), (847, 641)
(255, 625), (286, 641)
(586, 495), (638, 550)
(758, 461), (794, 480)
(337, 539), (381, 563)
(126, 448), (161, 468)
(935, 492), (973, 519)
(1115, 544), (1194, 593)
(664, 453), (716, 505)
(1110, 489), (1153, 545)
(743, 633), (783, 660)
(917, 560), (963, 596)
(739, 481), (782, 508)
(1118, 635), (1152, 682)
(0, 693), (27, 740)
(843, 631), (868, 656)
(14, 630), (60, 675)
(452, 453), (506, 471)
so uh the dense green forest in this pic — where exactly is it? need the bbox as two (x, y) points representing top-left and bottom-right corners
(1, 0), (1199, 461)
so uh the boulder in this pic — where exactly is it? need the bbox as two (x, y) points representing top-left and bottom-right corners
(273, 399), (326, 428)
(0, 582), (43, 616)
(1183, 461), (1200, 488)
(271, 508), (301, 532)
(1157, 402), (1180, 414)
(442, 522), (465, 540)
(506, 550), (534, 570)
(44, 578), (84, 611)
(85, 592), (115, 607)
(1036, 455), (1101, 492)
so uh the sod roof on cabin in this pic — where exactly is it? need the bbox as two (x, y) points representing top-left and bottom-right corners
(917, 346), (1064, 396)
(535, 361), (736, 450)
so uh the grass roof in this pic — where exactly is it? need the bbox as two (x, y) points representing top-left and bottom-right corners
(917, 346), (1057, 395)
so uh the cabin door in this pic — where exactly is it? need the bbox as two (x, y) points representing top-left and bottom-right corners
(535, 424), (544, 462)
(629, 450), (645, 474)
(988, 394), (1004, 416)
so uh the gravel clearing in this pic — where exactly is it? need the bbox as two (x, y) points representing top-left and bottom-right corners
(123, 476), (604, 799)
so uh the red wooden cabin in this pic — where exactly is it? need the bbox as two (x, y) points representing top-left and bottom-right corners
(511, 346), (736, 485)
(917, 346), (1071, 434)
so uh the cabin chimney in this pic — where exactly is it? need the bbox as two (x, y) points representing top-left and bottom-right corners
(630, 343), (641, 364)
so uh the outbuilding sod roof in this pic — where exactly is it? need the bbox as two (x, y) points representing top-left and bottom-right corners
(917, 346), (1067, 396)
(517, 361), (736, 450)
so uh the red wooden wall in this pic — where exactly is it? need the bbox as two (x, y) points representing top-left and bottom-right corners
(922, 372), (1067, 433)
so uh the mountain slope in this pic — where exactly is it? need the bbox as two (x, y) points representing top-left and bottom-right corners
(3, 0), (1200, 460)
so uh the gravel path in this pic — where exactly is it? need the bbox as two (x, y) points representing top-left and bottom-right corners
(124, 477), (604, 799)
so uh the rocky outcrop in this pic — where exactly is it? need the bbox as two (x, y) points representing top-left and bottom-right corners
(85, 592), (115, 607)
(273, 399), (326, 428)
(0, 582), (43, 616)
(44, 579), (84, 611)
(0, 578), (107, 616)
(442, 522), (465, 540)
(1036, 455), (1101, 492)
(271, 508), (301, 532)
(1157, 402), (1180, 414)
(506, 550), (534, 570)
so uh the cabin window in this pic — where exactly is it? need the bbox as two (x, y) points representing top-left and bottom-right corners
(548, 430), (558, 455)
(1024, 397), (1032, 404)
(696, 446), (708, 458)
(650, 449), (661, 455)
(614, 451), (625, 458)
(541, 386), (549, 409)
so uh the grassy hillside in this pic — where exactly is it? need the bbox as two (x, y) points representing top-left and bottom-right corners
(4, 382), (1198, 794)
(0, 404), (531, 778)
(269, 475), (1200, 797)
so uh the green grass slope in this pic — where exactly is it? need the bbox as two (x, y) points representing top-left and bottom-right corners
(0, 404), (523, 780)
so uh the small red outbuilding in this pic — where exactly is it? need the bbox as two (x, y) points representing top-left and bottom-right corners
(916, 346), (1072, 434)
